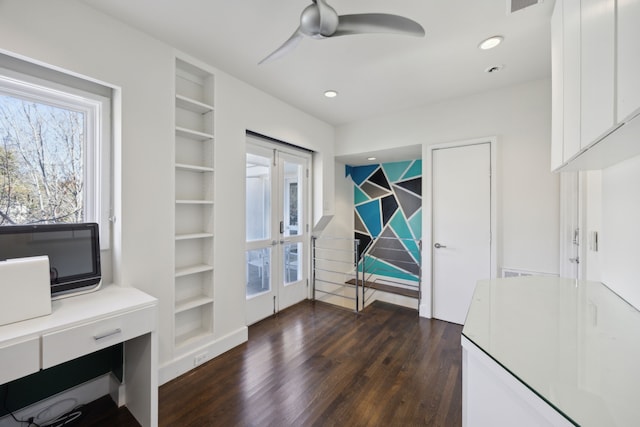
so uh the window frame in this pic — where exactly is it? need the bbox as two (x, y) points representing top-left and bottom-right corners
(0, 67), (112, 250)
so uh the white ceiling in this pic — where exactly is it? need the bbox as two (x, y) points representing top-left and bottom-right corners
(80, 0), (554, 128)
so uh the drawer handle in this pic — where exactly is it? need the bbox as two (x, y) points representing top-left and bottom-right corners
(94, 329), (122, 341)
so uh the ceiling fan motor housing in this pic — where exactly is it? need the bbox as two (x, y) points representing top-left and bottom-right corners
(300, 1), (339, 37)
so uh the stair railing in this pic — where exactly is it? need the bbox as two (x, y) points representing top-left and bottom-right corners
(359, 237), (422, 310)
(311, 236), (362, 313)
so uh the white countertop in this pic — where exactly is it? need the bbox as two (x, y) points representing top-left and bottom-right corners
(462, 276), (640, 427)
(0, 284), (157, 345)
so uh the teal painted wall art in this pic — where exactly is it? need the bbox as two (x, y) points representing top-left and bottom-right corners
(346, 160), (422, 282)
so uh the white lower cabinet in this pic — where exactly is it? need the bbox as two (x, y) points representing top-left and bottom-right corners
(0, 337), (39, 384)
(0, 286), (158, 427)
(42, 306), (155, 369)
(462, 337), (574, 427)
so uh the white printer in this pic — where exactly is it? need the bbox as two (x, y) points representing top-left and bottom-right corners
(0, 256), (52, 326)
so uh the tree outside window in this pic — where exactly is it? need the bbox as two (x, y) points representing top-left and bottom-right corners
(0, 94), (84, 225)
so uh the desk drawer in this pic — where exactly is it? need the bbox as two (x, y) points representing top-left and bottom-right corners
(42, 306), (154, 369)
(0, 337), (40, 384)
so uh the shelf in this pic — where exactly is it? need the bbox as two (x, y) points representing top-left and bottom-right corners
(176, 126), (213, 142)
(176, 94), (213, 114)
(175, 264), (214, 278)
(175, 163), (214, 173)
(175, 295), (214, 314)
(174, 327), (213, 350)
(175, 199), (214, 205)
(175, 232), (214, 241)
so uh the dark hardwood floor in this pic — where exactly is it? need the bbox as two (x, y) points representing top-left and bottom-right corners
(160, 300), (462, 427)
(84, 300), (463, 426)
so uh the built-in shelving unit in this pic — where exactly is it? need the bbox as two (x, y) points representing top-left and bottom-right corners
(173, 56), (215, 353)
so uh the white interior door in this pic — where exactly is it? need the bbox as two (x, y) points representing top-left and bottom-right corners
(245, 139), (309, 325)
(432, 142), (491, 325)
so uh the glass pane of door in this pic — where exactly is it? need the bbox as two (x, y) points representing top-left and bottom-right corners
(283, 160), (303, 237)
(246, 152), (271, 242)
(284, 242), (302, 285)
(280, 157), (305, 294)
(246, 150), (273, 301)
(246, 248), (271, 297)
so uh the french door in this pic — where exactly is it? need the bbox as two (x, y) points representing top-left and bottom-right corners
(245, 138), (310, 325)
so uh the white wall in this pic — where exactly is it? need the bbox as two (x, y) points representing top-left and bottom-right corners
(336, 79), (560, 314)
(584, 170), (602, 282)
(0, 0), (334, 381)
(321, 162), (352, 239)
(601, 154), (640, 309)
(312, 161), (355, 309)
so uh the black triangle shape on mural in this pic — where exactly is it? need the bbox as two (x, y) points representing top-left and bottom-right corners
(355, 232), (372, 260)
(368, 168), (391, 190)
(381, 195), (398, 226)
(396, 177), (422, 196)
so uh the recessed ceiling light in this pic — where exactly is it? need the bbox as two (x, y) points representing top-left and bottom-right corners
(485, 64), (504, 73)
(479, 36), (504, 50)
(324, 90), (338, 98)
(367, 157), (377, 161)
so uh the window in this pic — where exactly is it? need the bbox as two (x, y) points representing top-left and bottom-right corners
(0, 65), (111, 249)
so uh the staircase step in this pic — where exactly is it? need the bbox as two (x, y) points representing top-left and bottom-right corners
(345, 279), (419, 299)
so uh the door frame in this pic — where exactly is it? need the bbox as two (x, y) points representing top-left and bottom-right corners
(244, 134), (312, 325)
(421, 137), (498, 319)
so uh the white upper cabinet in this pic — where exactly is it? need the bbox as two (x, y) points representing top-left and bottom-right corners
(563, 0), (582, 161)
(580, 0), (615, 146)
(551, 0), (640, 171)
(551, 0), (564, 171)
(617, 0), (640, 122)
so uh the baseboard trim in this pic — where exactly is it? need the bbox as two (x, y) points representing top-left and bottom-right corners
(419, 303), (432, 319)
(0, 373), (114, 427)
(158, 326), (248, 385)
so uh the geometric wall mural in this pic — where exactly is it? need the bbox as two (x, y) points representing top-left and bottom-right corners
(345, 160), (422, 282)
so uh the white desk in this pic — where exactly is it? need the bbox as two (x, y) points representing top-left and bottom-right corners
(0, 284), (158, 427)
(462, 276), (640, 427)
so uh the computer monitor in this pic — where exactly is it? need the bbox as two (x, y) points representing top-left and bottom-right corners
(0, 222), (102, 298)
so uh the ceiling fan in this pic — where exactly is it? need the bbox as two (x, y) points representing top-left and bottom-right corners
(259, 0), (425, 64)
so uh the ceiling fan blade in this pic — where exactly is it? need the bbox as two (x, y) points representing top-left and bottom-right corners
(333, 14), (425, 37)
(259, 29), (305, 65)
(314, 0), (339, 36)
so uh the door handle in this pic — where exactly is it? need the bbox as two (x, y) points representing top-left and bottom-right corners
(434, 243), (447, 249)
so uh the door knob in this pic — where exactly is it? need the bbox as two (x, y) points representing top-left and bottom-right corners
(434, 243), (447, 249)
